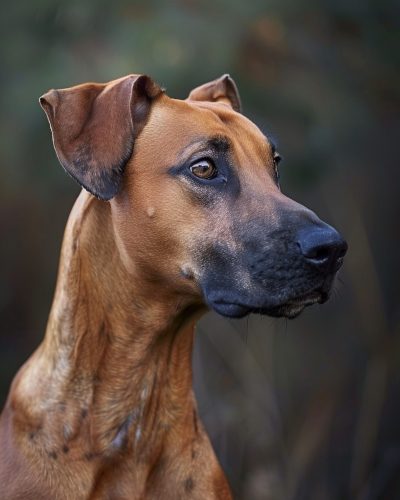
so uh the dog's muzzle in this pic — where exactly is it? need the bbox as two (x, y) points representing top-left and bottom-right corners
(200, 219), (348, 319)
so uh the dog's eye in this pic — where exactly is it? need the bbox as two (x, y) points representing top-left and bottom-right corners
(273, 152), (282, 165)
(273, 152), (281, 185)
(190, 159), (217, 180)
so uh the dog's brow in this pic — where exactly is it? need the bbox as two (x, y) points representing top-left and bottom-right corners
(179, 136), (231, 159)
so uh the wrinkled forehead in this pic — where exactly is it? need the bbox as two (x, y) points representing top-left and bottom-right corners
(134, 94), (273, 168)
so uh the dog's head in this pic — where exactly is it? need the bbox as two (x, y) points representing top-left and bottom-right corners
(41, 74), (347, 319)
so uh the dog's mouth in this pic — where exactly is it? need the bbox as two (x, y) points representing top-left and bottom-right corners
(267, 290), (327, 319)
(209, 289), (329, 319)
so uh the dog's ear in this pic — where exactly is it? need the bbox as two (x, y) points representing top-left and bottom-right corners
(187, 74), (241, 113)
(40, 74), (162, 200)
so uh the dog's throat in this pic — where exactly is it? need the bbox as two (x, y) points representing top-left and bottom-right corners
(11, 192), (200, 463)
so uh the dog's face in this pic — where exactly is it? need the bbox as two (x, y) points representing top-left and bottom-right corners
(41, 74), (347, 319)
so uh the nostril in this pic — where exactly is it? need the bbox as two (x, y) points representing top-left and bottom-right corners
(297, 226), (347, 268)
(305, 244), (332, 262)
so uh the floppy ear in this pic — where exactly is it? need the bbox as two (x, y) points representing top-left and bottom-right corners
(187, 74), (241, 113)
(39, 74), (163, 200)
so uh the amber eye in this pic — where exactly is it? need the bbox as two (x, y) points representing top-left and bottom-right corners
(190, 159), (217, 180)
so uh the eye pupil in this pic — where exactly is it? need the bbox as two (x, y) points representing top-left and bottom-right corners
(190, 160), (217, 179)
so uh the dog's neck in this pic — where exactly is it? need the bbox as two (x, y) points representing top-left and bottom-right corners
(11, 192), (204, 462)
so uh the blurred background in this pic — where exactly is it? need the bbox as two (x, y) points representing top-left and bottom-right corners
(1, 1), (399, 498)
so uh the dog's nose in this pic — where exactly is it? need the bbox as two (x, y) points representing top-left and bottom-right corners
(297, 224), (348, 271)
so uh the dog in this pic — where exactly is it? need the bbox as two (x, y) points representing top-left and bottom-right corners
(0, 74), (347, 499)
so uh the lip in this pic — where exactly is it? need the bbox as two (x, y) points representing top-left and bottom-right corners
(286, 291), (322, 307)
(211, 301), (251, 318)
(209, 289), (325, 319)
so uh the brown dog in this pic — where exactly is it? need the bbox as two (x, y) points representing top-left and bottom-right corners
(0, 74), (347, 499)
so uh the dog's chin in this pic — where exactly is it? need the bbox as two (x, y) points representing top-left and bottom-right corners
(208, 290), (329, 319)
